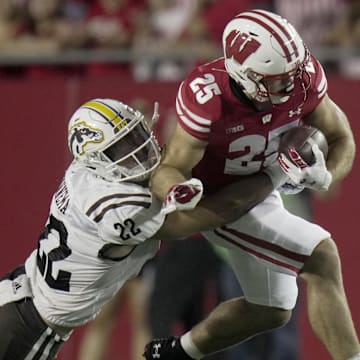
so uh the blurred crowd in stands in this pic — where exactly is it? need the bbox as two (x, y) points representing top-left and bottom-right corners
(0, 0), (359, 79)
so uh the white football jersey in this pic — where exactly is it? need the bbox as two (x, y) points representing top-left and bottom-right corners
(25, 161), (165, 328)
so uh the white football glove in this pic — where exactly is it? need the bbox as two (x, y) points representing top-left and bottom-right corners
(263, 161), (289, 189)
(263, 161), (304, 194)
(161, 178), (203, 215)
(278, 144), (332, 191)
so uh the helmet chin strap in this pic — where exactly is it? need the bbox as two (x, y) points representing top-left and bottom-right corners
(229, 77), (271, 112)
(113, 164), (152, 183)
(269, 94), (290, 104)
(251, 97), (273, 112)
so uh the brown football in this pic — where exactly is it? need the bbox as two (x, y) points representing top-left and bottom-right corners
(279, 126), (328, 165)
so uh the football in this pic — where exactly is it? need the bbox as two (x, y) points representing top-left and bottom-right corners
(279, 125), (328, 166)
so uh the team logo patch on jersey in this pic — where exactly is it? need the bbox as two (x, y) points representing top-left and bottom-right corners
(69, 121), (104, 156)
(262, 114), (272, 124)
(226, 124), (244, 134)
(12, 281), (22, 294)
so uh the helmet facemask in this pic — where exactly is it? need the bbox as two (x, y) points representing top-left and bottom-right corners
(99, 118), (161, 182)
(247, 65), (300, 105)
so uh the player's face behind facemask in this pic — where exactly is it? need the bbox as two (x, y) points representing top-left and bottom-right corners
(68, 98), (162, 183)
(256, 69), (297, 104)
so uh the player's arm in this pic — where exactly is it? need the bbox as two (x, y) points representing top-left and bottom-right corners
(152, 171), (275, 240)
(150, 124), (207, 200)
(302, 94), (356, 184)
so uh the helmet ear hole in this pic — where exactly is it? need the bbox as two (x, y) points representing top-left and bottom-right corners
(68, 99), (161, 182)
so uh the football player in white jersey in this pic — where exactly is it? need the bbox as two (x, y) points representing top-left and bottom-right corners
(144, 9), (359, 360)
(0, 98), (287, 360)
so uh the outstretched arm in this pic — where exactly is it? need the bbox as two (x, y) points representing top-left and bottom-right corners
(153, 171), (275, 240)
(150, 125), (207, 200)
(150, 122), (286, 239)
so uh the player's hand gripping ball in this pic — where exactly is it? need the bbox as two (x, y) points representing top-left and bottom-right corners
(278, 125), (332, 191)
(279, 125), (328, 166)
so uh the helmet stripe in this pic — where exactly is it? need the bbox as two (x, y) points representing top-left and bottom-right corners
(83, 100), (127, 131)
(236, 11), (300, 63)
(236, 14), (291, 62)
(249, 9), (299, 58)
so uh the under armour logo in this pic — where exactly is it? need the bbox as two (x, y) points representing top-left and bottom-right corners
(152, 343), (161, 358)
(12, 281), (22, 294)
(288, 107), (302, 118)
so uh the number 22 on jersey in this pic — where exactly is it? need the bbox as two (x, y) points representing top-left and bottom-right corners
(37, 215), (72, 291)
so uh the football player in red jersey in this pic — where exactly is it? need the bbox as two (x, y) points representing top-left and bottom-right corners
(144, 9), (359, 360)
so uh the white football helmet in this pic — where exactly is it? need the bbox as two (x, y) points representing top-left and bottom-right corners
(68, 98), (161, 182)
(223, 9), (309, 105)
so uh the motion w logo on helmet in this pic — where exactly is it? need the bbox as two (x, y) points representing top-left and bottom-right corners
(225, 30), (261, 65)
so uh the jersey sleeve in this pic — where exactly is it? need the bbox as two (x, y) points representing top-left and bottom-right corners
(84, 183), (165, 245)
(302, 55), (328, 113)
(310, 55), (328, 99)
(176, 69), (222, 141)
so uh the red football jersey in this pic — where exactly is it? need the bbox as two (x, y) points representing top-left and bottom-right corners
(176, 56), (327, 194)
